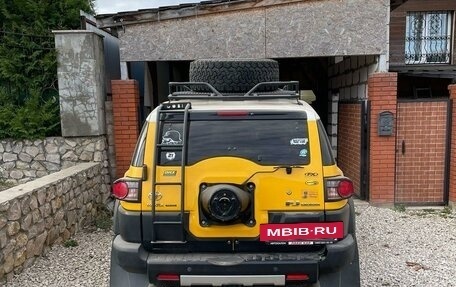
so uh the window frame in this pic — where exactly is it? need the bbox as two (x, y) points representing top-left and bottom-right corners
(158, 111), (311, 166)
(405, 11), (453, 65)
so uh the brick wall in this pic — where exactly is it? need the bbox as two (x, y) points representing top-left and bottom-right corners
(449, 85), (456, 205)
(111, 80), (140, 179)
(338, 103), (362, 197)
(395, 101), (447, 204)
(368, 73), (398, 205)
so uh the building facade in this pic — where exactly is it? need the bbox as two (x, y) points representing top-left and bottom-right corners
(54, 0), (456, 206)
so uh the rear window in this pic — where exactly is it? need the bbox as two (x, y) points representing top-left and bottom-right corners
(159, 112), (310, 166)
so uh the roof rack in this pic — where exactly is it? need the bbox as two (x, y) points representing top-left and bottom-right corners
(168, 81), (300, 100)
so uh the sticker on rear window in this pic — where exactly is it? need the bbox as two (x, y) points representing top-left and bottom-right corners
(165, 152), (176, 161)
(162, 130), (182, 145)
(290, 138), (308, 145)
(299, 149), (308, 157)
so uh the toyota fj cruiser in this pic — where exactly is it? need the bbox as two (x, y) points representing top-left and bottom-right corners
(110, 59), (360, 287)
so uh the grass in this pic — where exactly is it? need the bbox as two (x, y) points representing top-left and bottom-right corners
(441, 206), (452, 218)
(399, 205), (454, 219)
(393, 204), (406, 213)
(94, 204), (113, 231)
(63, 239), (78, 248)
(0, 179), (15, 192)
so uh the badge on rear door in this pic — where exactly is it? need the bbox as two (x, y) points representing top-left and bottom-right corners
(163, 170), (177, 176)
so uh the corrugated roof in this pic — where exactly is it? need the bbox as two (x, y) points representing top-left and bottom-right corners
(96, 0), (252, 27)
(95, 0), (310, 28)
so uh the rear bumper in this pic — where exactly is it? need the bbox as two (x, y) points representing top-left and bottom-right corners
(111, 233), (356, 285)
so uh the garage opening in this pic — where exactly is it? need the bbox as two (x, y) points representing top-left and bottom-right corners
(125, 55), (380, 200)
(126, 58), (330, 125)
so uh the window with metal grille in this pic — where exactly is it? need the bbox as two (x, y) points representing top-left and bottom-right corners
(405, 11), (452, 64)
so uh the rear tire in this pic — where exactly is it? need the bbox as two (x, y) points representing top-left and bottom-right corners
(318, 241), (360, 287)
(318, 198), (360, 287)
(189, 59), (279, 93)
(110, 249), (149, 287)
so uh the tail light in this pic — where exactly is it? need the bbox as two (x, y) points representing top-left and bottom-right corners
(157, 274), (179, 281)
(325, 177), (354, 201)
(286, 274), (310, 281)
(112, 178), (141, 202)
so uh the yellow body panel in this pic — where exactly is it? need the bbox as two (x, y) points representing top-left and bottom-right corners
(120, 117), (347, 238)
(185, 157), (325, 237)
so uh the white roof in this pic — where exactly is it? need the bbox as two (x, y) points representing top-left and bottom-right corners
(146, 98), (320, 122)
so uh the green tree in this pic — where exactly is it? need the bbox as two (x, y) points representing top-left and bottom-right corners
(0, 0), (94, 139)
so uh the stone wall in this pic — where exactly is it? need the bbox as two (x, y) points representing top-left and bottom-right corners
(0, 163), (105, 282)
(0, 137), (110, 189)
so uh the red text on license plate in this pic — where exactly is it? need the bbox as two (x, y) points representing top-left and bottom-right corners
(260, 222), (344, 241)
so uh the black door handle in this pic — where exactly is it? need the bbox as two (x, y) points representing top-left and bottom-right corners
(401, 140), (405, 155)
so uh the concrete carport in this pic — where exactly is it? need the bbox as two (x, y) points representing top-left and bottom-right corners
(55, 0), (395, 204)
(96, 0), (389, 199)
(96, 0), (387, 118)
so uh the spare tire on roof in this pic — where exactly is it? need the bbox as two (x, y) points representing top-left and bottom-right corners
(189, 59), (280, 93)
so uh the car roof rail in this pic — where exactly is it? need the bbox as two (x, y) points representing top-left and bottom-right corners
(168, 81), (300, 101)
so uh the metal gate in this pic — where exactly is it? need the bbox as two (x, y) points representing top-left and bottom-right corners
(395, 99), (451, 205)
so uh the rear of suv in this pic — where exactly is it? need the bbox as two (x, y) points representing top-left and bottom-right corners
(110, 59), (360, 287)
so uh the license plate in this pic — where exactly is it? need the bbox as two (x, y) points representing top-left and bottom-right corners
(260, 222), (344, 242)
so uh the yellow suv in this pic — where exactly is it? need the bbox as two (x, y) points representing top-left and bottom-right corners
(110, 59), (360, 287)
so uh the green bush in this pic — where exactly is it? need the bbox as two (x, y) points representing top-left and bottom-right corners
(94, 204), (113, 231)
(0, 90), (15, 139)
(0, 88), (60, 139)
(63, 239), (79, 248)
(0, 0), (94, 140)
